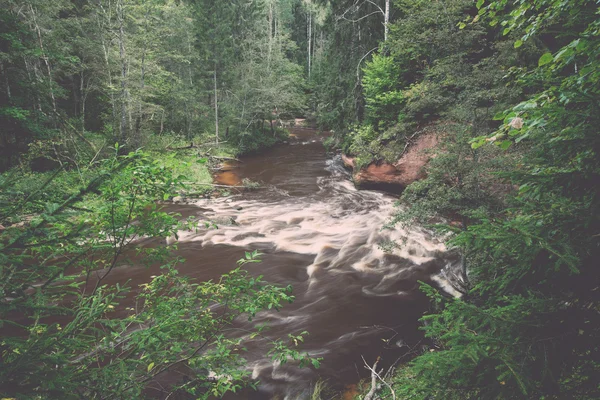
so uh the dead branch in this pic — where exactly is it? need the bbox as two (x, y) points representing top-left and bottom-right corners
(181, 182), (244, 188)
(207, 155), (241, 162)
(53, 111), (98, 152)
(398, 129), (424, 158)
(166, 143), (195, 150)
(362, 355), (396, 400)
(363, 356), (380, 400)
(166, 141), (229, 151)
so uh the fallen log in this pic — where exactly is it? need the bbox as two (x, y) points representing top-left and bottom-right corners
(166, 141), (228, 151)
(181, 182), (244, 188)
(208, 155), (241, 162)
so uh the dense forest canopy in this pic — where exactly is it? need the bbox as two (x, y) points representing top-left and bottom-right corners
(1, 0), (599, 399)
(0, 0), (315, 170)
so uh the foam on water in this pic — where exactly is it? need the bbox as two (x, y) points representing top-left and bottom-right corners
(166, 135), (459, 398)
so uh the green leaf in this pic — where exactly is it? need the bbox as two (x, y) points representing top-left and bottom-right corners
(514, 39), (523, 48)
(498, 140), (512, 150)
(476, 0), (485, 9)
(471, 137), (487, 149)
(513, 100), (537, 111)
(553, 47), (573, 62)
(44, 203), (60, 214)
(147, 362), (154, 372)
(515, 132), (530, 143)
(538, 53), (553, 67)
(197, 158), (208, 164)
(503, 112), (516, 125)
(493, 111), (505, 121)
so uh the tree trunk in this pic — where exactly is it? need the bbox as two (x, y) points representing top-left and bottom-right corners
(117, 0), (128, 144)
(268, 2), (273, 70)
(80, 71), (86, 133)
(97, 2), (118, 137)
(214, 63), (219, 145)
(184, 102), (190, 138)
(0, 61), (11, 100)
(310, 17), (319, 65)
(134, 8), (150, 146)
(23, 57), (41, 113)
(239, 93), (247, 133)
(384, 0), (390, 42)
(307, 7), (312, 79)
(187, 30), (194, 86)
(32, 61), (44, 113)
(29, 3), (57, 113)
(159, 108), (164, 135)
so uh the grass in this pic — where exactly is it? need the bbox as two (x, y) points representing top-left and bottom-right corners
(1, 127), (288, 222)
(145, 133), (238, 197)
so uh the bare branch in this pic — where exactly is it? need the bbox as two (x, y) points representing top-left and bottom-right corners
(364, 0), (385, 15)
(362, 355), (396, 400)
(362, 356), (380, 400)
(339, 11), (382, 24)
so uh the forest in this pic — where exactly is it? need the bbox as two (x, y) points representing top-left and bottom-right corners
(1, 0), (598, 399)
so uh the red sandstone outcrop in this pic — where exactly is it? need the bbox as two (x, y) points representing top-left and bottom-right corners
(343, 132), (438, 192)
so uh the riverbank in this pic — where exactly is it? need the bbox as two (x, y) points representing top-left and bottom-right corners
(0, 128), (292, 225)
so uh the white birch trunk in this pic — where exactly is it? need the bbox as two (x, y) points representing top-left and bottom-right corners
(307, 9), (312, 79)
(214, 64), (219, 145)
(29, 3), (56, 113)
(268, 2), (273, 70)
(384, 0), (390, 41)
(98, 1), (118, 134)
(117, 0), (128, 142)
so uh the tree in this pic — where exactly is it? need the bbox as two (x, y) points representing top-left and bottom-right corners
(361, 53), (403, 129)
(311, 0), (386, 130)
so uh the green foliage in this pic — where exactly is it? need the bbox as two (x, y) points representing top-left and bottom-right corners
(384, 0), (600, 399)
(241, 178), (262, 191)
(362, 54), (404, 130)
(390, 124), (512, 230)
(327, 0), (528, 166)
(0, 150), (313, 398)
(235, 126), (291, 155)
(344, 124), (379, 166)
(310, 0), (384, 132)
(0, 0), (308, 170)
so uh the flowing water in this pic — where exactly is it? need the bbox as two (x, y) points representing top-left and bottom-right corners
(106, 127), (458, 398)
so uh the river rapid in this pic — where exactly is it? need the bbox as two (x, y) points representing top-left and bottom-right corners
(119, 127), (458, 398)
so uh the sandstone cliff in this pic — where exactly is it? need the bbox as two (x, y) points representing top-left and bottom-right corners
(342, 132), (438, 193)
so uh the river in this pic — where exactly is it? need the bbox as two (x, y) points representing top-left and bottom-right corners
(109, 127), (458, 398)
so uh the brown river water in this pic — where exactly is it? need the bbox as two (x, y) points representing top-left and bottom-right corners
(85, 127), (458, 398)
